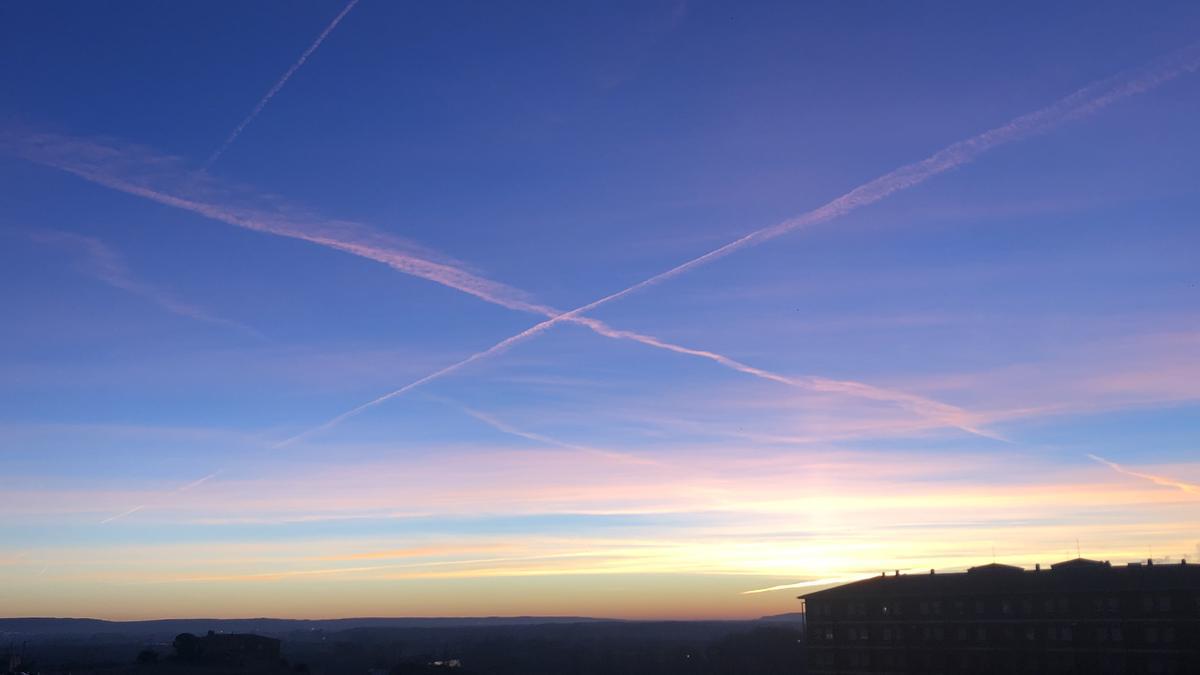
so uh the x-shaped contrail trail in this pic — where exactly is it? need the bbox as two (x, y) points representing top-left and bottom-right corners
(3, 135), (986, 445)
(286, 42), (1200, 442)
(8, 44), (1197, 463)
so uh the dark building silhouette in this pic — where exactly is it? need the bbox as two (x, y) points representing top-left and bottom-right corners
(801, 558), (1200, 674)
(173, 631), (282, 666)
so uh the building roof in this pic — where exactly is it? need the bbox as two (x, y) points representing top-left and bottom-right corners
(800, 559), (1199, 600)
(1050, 557), (1108, 570)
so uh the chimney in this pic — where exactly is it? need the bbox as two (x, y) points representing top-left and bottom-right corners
(1147, 558), (1154, 566)
(895, 570), (900, 576)
(930, 569), (935, 575)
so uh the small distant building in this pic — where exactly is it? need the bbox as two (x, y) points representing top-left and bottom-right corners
(801, 558), (1200, 674)
(173, 631), (282, 666)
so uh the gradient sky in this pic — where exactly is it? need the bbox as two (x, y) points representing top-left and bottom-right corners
(1, 1), (1198, 620)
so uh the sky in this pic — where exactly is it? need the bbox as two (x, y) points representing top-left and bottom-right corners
(1, 0), (1198, 621)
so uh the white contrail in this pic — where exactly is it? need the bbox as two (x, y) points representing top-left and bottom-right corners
(2, 132), (981, 443)
(1087, 453), (1200, 494)
(99, 504), (145, 525)
(425, 395), (661, 465)
(291, 43), (1200, 437)
(30, 229), (262, 338)
(98, 471), (222, 524)
(203, 0), (361, 169)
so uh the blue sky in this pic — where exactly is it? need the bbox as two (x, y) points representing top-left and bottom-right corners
(1, 1), (1198, 619)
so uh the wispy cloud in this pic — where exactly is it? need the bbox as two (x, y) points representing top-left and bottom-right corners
(204, 0), (361, 168)
(296, 42), (1200, 434)
(29, 229), (262, 338)
(1087, 454), (1200, 495)
(325, 544), (513, 562)
(891, 328), (1200, 425)
(29, 445), (1187, 526)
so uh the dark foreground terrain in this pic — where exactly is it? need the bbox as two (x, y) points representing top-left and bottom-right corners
(1, 617), (805, 675)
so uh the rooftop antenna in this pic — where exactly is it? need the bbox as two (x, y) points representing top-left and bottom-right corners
(1076, 538), (1081, 559)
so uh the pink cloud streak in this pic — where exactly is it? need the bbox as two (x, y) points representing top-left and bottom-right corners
(29, 229), (262, 338)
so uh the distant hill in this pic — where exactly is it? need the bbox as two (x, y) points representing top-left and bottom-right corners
(0, 616), (617, 639)
(757, 612), (806, 623)
(1, 617), (806, 675)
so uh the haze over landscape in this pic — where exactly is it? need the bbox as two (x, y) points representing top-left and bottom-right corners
(2, 0), (1198, 624)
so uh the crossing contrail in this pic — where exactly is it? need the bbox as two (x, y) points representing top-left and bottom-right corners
(3, 131), (984, 445)
(203, 0), (361, 169)
(288, 42), (1200, 439)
